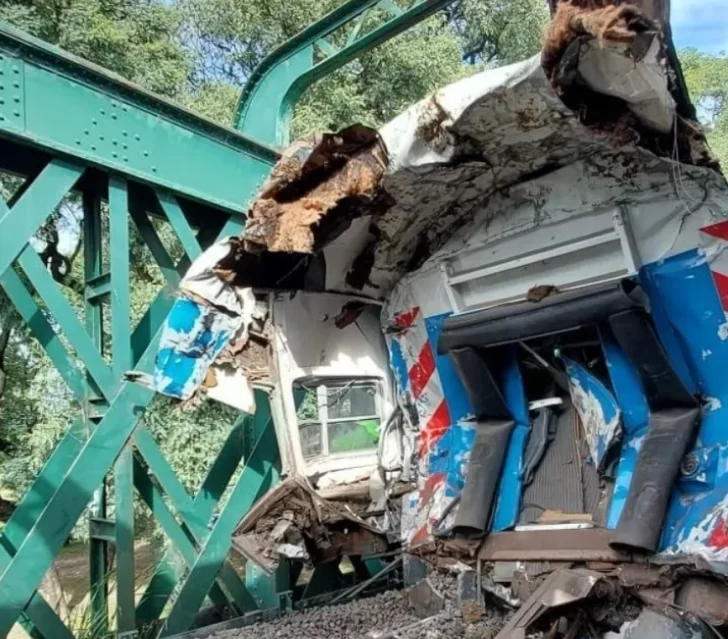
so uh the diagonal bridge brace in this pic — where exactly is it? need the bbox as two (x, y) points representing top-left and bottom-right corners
(0, 172), (268, 636)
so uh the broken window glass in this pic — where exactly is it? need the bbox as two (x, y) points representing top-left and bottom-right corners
(293, 379), (382, 460)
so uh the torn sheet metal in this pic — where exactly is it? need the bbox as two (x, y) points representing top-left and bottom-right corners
(601, 335), (650, 530)
(232, 477), (387, 574)
(240, 124), (388, 254)
(495, 568), (607, 638)
(611, 608), (713, 639)
(543, 2), (676, 133)
(150, 238), (257, 413)
(563, 357), (621, 469)
(152, 296), (243, 400)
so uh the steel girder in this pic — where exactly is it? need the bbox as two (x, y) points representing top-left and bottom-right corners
(0, 1), (459, 636)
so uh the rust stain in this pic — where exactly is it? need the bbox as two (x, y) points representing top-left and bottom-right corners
(241, 124), (389, 255)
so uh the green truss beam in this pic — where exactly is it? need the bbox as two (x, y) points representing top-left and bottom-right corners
(0, 22), (278, 214)
(0, 2), (463, 635)
(234, 0), (454, 146)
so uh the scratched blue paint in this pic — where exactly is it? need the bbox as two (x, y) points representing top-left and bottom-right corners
(422, 314), (477, 495)
(602, 335), (650, 529)
(153, 295), (241, 400)
(563, 357), (621, 469)
(639, 260), (699, 396)
(388, 338), (410, 395)
(425, 314), (472, 423)
(426, 421), (476, 496)
(492, 345), (529, 531)
(635, 249), (728, 559)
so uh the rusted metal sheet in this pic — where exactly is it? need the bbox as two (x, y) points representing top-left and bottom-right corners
(231, 477), (388, 573)
(479, 529), (631, 563)
(240, 124), (388, 255)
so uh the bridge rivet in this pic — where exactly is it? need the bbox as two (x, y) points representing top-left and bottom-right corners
(12, 82), (19, 88)
(75, 139), (81, 145)
(122, 144), (128, 150)
(123, 156), (128, 162)
(112, 152), (118, 158)
(143, 151), (149, 157)
(111, 114), (117, 120)
(112, 140), (117, 145)
(13, 111), (19, 117)
(92, 118), (97, 125)
(134, 134), (140, 141)
(152, 166), (157, 172)
(12, 67), (19, 74)
(100, 109), (105, 115)
(13, 97), (19, 103)
(0, 98), (4, 105)
(84, 129), (89, 135)
(91, 145), (96, 150)
(0, 115), (4, 121)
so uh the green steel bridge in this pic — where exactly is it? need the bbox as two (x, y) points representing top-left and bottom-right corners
(0, 2), (455, 637)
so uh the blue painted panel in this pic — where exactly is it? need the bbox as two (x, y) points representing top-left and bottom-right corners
(152, 296), (241, 400)
(425, 314), (472, 423)
(639, 264), (699, 396)
(635, 249), (728, 560)
(642, 250), (728, 446)
(423, 314), (476, 496)
(492, 346), (529, 531)
(601, 335), (650, 529)
(388, 338), (410, 394)
(563, 357), (621, 469)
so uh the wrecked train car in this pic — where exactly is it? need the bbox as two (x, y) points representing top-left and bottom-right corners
(146, 0), (728, 630)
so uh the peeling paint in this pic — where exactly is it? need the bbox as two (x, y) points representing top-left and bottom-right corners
(706, 397), (723, 412)
(718, 322), (728, 341)
(565, 359), (621, 468)
(662, 492), (728, 566)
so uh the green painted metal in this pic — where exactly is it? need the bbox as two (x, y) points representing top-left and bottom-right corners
(110, 176), (137, 636)
(0, 1), (457, 634)
(156, 191), (203, 261)
(159, 402), (281, 637)
(84, 178), (110, 635)
(234, 0), (453, 146)
(245, 562), (291, 613)
(0, 265), (87, 401)
(0, 158), (84, 277)
(134, 417), (249, 622)
(133, 426), (254, 619)
(0, 23), (278, 214)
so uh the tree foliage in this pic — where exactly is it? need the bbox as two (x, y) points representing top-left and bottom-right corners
(179, 0), (548, 135)
(0, 0), (548, 522)
(681, 48), (728, 169)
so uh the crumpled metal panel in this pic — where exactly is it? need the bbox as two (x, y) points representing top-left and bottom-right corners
(240, 124), (388, 254)
(564, 357), (622, 469)
(150, 239), (257, 412)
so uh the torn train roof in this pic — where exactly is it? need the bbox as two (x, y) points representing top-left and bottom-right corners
(229, 0), (725, 300)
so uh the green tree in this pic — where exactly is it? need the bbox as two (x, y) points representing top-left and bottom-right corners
(0, 0), (189, 96)
(180, 0), (548, 134)
(681, 48), (728, 169)
(0, 0), (549, 523)
(0, 0), (191, 510)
